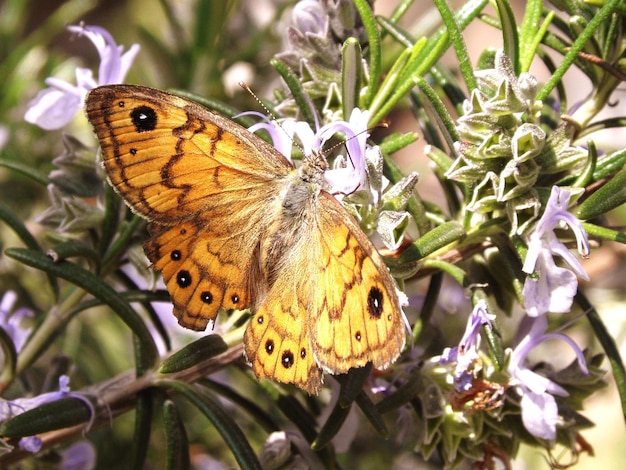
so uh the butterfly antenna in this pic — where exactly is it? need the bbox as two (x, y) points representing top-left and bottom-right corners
(239, 81), (308, 155)
(239, 82), (279, 123)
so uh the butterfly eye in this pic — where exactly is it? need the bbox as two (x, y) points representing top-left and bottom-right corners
(367, 287), (384, 318)
(130, 105), (158, 132)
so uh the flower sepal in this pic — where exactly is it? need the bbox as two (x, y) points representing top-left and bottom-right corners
(49, 135), (102, 197)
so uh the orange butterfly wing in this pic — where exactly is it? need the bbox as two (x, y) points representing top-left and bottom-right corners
(86, 85), (292, 330)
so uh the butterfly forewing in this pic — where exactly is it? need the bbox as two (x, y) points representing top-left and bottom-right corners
(86, 85), (291, 330)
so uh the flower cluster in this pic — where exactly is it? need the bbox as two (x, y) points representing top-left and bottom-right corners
(419, 50), (599, 462)
(430, 187), (594, 455)
(25, 25), (139, 235)
(445, 51), (587, 233)
(275, 0), (368, 120)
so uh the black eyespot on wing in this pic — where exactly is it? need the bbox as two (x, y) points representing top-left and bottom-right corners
(171, 250), (182, 261)
(265, 339), (274, 354)
(367, 287), (384, 319)
(281, 350), (294, 369)
(200, 291), (213, 304)
(176, 270), (192, 288)
(231, 294), (239, 304)
(130, 105), (157, 132)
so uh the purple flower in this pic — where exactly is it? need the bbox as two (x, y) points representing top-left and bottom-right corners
(522, 186), (590, 316)
(0, 291), (33, 354)
(18, 436), (42, 453)
(59, 441), (97, 470)
(246, 108), (374, 196)
(440, 300), (495, 392)
(25, 24), (139, 130)
(292, 0), (329, 38)
(508, 315), (588, 440)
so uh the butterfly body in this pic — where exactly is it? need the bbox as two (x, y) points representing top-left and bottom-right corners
(86, 85), (405, 394)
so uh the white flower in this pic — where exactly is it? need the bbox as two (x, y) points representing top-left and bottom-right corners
(25, 24), (139, 130)
(246, 107), (374, 196)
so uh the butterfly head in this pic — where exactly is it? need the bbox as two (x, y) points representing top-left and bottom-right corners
(298, 150), (328, 185)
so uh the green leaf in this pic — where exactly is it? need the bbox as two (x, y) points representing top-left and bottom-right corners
(159, 335), (228, 374)
(339, 363), (373, 407)
(200, 378), (280, 433)
(0, 203), (58, 297)
(581, 223), (626, 245)
(0, 327), (18, 385)
(271, 57), (316, 127)
(396, 221), (466, 263)
(0, 397), (94, 437)
(163, 399), (191, 470)
(378, 131), (419, 157)
(494, 0), (520, 74)
(355, 391), (388, 438)
(276, 394), (318, 442)
(130, 391), (153, 470)
(575, 166), (626, 220)
(576, 290), (626, 428)
(354, 0), (381, 108)
(341, 38), (362, 118)
(311, 397), (352, 450)
(0, 156), (49, 186)
(416, 76), (461, 148)
(157, 380), (262, 470)
(537, 0), (622, 101)
(433, 0), (478, 92)
(46, 240), (100, 266)
(4, 248), (158, 369)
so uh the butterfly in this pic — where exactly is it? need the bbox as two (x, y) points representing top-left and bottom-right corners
(85, 84), (406, 394)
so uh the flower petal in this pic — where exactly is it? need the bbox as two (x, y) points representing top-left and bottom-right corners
(520, 390), (559, 440)
(24, 88), (82, 130)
